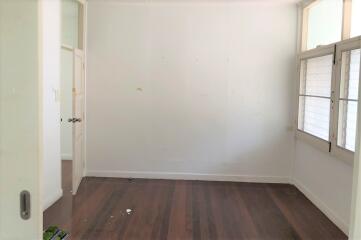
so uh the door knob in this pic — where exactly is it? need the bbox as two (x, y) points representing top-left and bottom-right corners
(68, 118), (82, 123)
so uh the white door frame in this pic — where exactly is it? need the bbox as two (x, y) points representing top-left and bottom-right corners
(79, 0), (87, 182)
(350, 42), (361, 239)
(59, 0), (87, 195)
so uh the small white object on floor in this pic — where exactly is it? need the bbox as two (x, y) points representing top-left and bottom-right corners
(126, 209), (132, 215)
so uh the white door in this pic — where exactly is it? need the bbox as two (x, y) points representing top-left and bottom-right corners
(72, 49), (85, 195)
(0, 0), (42, 239)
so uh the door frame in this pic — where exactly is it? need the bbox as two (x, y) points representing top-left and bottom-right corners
(78, 0), (87, 180)
(59, 0), (87, 193)
(350, 40), (361, 239)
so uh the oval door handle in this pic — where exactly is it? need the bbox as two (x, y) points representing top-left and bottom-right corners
(20, 190), (31, 220)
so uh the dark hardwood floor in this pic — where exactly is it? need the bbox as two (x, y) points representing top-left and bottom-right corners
(44, 161), (347, 240)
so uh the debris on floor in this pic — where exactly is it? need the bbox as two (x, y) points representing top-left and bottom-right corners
(43, 226), (69, 240)
(126, 209), (132, 215)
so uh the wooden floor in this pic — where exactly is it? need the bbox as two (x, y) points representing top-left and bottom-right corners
(44, 161), (347, 240)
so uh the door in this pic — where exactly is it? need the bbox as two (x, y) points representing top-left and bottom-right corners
(72, 49), (85, 195)
(0, 0), (42, 239)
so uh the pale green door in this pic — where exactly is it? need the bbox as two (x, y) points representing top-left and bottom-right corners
(0, 0), (42, 239)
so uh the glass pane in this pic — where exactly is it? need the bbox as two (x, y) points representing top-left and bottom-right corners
(338, 100), (358, 151)
(340, 49), (361, 100)
(298, 96), (331, 141)
(62, 0), (79, 48)
(307, 0), (343, 50)
(351, 0), (361, 37)
(300, 55), (333, 97)
(338, 48), (360, 152)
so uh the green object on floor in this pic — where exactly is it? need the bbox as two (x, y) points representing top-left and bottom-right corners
(43, 226), (69, 240)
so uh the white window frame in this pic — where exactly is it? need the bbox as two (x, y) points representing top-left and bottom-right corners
(332, 37), (361, 162)
(296, 36), (361, 164)
(297, 0), (361, 164)
(301, 0), (353, 51)
(296, 44), (336, 154)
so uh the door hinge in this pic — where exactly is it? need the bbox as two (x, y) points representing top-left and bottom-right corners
(329, 142), (332, 153)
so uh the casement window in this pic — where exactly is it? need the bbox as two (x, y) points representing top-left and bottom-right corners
(297, 0), (361, 163)
(333, 41), (361, 156)
(298, 51), (334, 141)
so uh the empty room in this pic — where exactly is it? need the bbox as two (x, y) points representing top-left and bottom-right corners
(2, 0), (361, 239)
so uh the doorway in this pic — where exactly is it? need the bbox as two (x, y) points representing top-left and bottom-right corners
(60, 0), (86, 195)
(43, 0), (86, 233)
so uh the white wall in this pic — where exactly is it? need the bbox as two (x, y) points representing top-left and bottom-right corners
(86, 1), (297, 181)
(43, 0), (62, 210)
(293, 141), (353, 234)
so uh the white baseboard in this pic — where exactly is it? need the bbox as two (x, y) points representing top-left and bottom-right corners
(291, 179), (349, 236)
(61, 153), (72, 160)
(86, 170), (290, 183)
(43, 188), (63, 211)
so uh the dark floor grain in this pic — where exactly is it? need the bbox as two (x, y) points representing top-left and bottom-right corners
(44, 161), (347, 240)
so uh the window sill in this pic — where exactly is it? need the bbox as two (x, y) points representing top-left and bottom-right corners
(296, 130), (354, 166)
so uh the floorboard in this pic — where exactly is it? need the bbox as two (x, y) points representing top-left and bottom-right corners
(43, 161), (347, 240)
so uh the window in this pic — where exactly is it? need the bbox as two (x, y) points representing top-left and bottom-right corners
(337, 48), (361, 151)
(351, 0), (361, 37)
(298, 0), (361, 162)
(302, 0), (361, 51)
(298, 54), (333, 140)
(306, 0), (343, 50)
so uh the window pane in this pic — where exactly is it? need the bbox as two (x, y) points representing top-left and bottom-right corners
(307, 0), (343, 50)
(299, 96), (331, 140)
(351, 0), (361, 37)
(62, 0), (79, 48)
(349, 49), (361, 98)
(337, 48), (360, 152)
(338, 100), (358, 151)
(300, 55), (333, 97)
